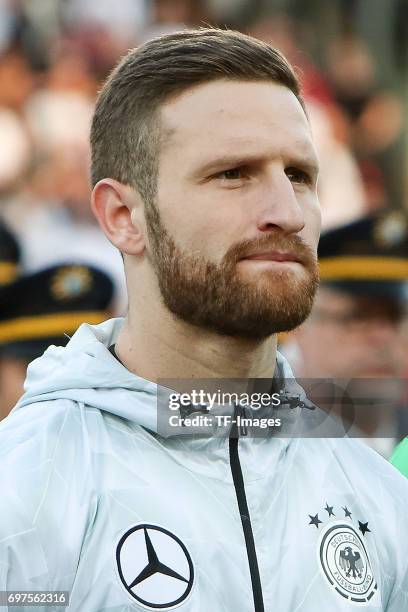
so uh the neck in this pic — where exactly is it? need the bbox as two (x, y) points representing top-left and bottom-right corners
(115, 300), (277, 383)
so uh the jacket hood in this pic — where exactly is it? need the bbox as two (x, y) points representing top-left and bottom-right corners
(14, 317), (307, 436)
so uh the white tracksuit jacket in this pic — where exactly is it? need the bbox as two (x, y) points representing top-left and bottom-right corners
(0, 318), (407, 612)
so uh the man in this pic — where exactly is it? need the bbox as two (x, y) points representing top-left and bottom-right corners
(0, 263), (114, 418)
(285, 211), (408, 457)
(0, 29), (407, 612)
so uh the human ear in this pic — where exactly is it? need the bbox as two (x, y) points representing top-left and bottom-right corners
(91, 179), (146, 256)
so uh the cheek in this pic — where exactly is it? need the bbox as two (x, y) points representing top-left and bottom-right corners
(311, 327), (351, 367)
(300, 195), (321, 252)
(157, 183), (242, 261)
(310, 199), (322, 236)
(157, 198), (227, 263)
(389, 339), (406, 363)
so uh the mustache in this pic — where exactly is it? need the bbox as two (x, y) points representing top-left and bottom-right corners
(224, 233), (318, 267)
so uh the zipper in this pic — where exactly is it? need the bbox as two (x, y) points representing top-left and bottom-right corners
(229, 405), (265, 612)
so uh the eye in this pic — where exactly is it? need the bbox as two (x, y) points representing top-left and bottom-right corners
(285, 167), (311, 185)
(215, 167), (246, 180)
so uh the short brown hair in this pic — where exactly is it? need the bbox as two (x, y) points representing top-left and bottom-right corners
(90, 28), (303, 204)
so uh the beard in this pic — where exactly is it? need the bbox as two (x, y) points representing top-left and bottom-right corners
(145, 202), (319, 339)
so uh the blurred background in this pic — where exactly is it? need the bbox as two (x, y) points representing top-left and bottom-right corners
(0, 0), (407, 455)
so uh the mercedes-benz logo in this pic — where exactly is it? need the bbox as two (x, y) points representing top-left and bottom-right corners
(116, 524), (194, 609)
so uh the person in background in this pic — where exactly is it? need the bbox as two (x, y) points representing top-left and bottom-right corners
(284, 210), (408, 457)
(0, 219), (20, 285)
(326, 33), (403, 213)
(2, 147), (128, 314)
(0, 49), (34, 195)
(0, 263), (114, 418)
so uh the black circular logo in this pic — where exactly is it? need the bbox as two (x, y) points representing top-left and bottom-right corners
(116, 524), (194, 609)
(319, 523), (377, 604)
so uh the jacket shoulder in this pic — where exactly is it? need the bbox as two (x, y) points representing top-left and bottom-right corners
(0, 399), (98, 591)
(324, 436), (408, 504)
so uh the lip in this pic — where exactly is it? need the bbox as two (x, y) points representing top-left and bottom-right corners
(242, 251), (301, 263)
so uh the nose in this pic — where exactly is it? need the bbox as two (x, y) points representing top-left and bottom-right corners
(256, 167), (306, 234)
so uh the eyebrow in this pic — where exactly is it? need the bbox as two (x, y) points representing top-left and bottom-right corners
(194, 152), (320, 178)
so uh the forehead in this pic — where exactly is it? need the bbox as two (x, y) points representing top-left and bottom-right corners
(159, 79), (317, 167)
